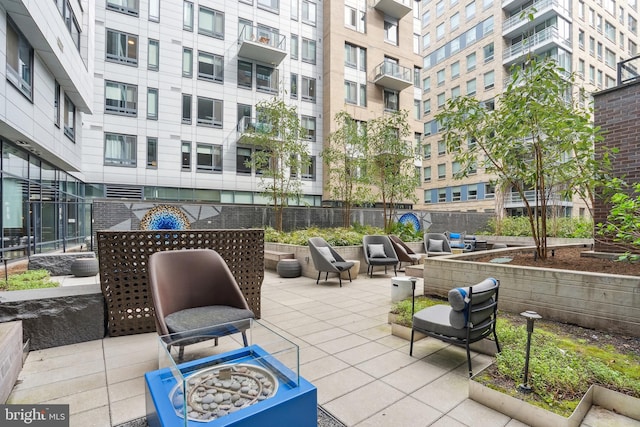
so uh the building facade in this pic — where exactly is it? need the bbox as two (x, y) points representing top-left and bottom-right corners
(417, 0), (639, 216)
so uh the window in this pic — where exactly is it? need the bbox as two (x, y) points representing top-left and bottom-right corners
(423, 166), (431, 182)
(629, 15), (638, 34)
(605, 48), (616, 68)
(54, 81), (61, 127)
(466, 52), (476, 70)
(484, 70), (495, 89)
(344, 5), (366, 33)
(414, 100), (421, 119)
(345, 43), (357, 67)
(63, 95), (75, 141)
(302, 38), (316, 64)
(238, 60), (252, 88)
(437, 69), (445, 85)
(605, 21), (616, 41)
(237, 104), (252, 130)
(467, 78), (476, 95)
(423, 143), (431, 159)
(450, 12), (460, 30)
(198, 52), (223, 82)
(105, 133), (136, 166)
(414, 67), (421, 87)
(182, 94), (192, 124)
(423, 33), (431, 50)
(423, 76), (431, 92)
(105, 81), (137, 116)
(451, 86), (460, 99)
(184, 1), (194, 30)
(589, 65), (596, 83)
(147, 137), (158, 168)
(436, 23), (445, 40)
(452, 186), (462, 201)
(483, 43), (494, 62)
(106, 0), (138, 16)
(606, 0), (616, 14)
(292, 0), (298, 19)
(606, 75), (616, 88)
(630, 40), (638, 55)
(106, 29), (138, 65)
(236, 147), (252, 174)
(197, 97), (223, 127)
(301, 1), (317, 25)
(291, 35), (299, 60)
(436, 0), (444, 16)
(589, 36), (595, 55)
(579, 30), (585, 49)
(148, 39), (159, 71)
(423, 99), (431, 115)
(597, 42), (603, 60)
(198, 7), (224, 39)
(422, 10), (431, 27)
(345, 81), (357, 104)
(413, 33), (420, 54)
(384, 16), (398, 45)
(301, 76), (316, 102)
(258, 0), (279, 12)
(437, 188), (446, 202)
(597, 14), (603, 33)
(589, 7), (595, 26)
(438, 163), (446, 179)
(291, 73), (298, 99)
(578, 59), (585, 77)
(438, 140), (446, 155)
(468, 184), (478, 200)
(183, 48), (193, 77)
(301, 116), (316, 141)
(383, 89), (399, 111)
(197, 144), (222, 172)
(147, 88), (158, 120)
(451, 61), (460, 78)
(182, 141), (192, 170)
(256, 65), (278, 92)
(359, 85), (367, 107)
(149, 0), (160, 21)
(620, 31), (625, 48)
(466, 1), (476, 19)
(437, 92), (446, 108)
(302, 156), (316, 180)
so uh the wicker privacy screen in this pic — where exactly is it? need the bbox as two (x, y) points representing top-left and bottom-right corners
(97, 230), (265, 337)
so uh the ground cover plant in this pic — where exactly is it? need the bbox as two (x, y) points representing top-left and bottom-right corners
(391, 296), (640, 417)
(0, 269), (58, 291)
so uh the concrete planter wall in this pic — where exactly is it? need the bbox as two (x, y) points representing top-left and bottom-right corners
(470, 368), (640, 427)
(0, 321), (22, 403)
(422, 246), (640, 337)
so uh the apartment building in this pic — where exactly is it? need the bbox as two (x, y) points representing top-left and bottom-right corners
(82, 0), (324, 206)
(418, 0), (639, 216)
(0, 0), (94, 256)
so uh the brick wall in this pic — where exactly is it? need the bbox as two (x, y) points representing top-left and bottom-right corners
(593, 80), (640, 252)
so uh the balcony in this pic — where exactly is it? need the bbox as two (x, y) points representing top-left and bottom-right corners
(502, 0), (571, 38)
(504, 190), (571, 208)
(238, 25), (287, 65)
(618, 54), (640, 85)
(503, 27), (572, 66)
(373, 61), (413, 91)
(237, 116), (278, 145)
(372, 0), (412, 19)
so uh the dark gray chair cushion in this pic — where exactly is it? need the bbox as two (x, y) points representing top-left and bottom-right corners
(165, 306), (255, 333)
(413, 305), (490, 341)
(449, 298), (495, 329)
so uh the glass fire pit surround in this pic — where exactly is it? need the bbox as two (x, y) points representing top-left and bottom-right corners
(144, 319), (317, 427)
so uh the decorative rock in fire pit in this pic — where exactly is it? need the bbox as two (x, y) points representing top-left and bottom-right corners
(170, 363), (278, 422)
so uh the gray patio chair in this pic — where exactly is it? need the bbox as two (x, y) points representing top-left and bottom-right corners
(388, 235), (421, 270)
(148, 249), (255, 359)
(424, 232), (453, 256)
(410, 277), (501, 377)
(308, 237), (355, 287)
(362, 235), (399, 278)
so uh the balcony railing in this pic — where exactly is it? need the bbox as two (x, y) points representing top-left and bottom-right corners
(503, 27), (571, 65)
(237, 116), (279, 145)
(502, 0), (571, 35)
(238, 25), (287, 65)
(617, 54), (640, 85)
(504, 190), (570, 206)
(373, 61), (413, 91)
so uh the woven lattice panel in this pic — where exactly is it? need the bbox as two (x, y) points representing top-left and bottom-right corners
(97, 230), (265, 337)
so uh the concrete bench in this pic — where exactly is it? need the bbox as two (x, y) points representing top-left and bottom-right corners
(28, 252), (96, 276)
(264, 250), (294, 270)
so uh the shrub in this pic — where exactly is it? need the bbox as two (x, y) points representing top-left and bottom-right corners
(481, 217), (593, 238)
(265, 225), (386, 246)
(0, 269), (58, 291)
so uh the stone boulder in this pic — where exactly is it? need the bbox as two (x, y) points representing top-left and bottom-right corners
(28, 252), (96, 276)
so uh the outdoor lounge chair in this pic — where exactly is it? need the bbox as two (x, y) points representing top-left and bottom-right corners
(308, 237), (355, 287)
(424, 232), (453, 256)
(409, 277), (501, 377)
(445, 231), (466, 250)
(362, 235), (399, 277)
(388, 235), (422, 270)
(148, 249), (255, 359)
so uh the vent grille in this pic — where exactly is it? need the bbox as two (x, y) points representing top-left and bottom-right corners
(105, 184), (143, 199)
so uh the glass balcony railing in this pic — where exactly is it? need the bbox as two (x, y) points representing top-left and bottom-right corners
(238, 25), (287, 65)
(373, 61), (413, 91)
(502, 0), (571, 34)
(503, 27), (571, 63)
(618, 54), (640, 85)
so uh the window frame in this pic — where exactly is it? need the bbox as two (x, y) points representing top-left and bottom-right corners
(147, 87), (158, 120)
(104, 133), (137, 166)
(147, 137), (158, 168)
(105, 80), (138, 116)
(196, 96), (223, 128)
(6, 17), (34, 99)
(148, 39), (159, 71)
(198, 6), (225, 39)
(106, 29), (138, 66)
(196, 143), (223, 172)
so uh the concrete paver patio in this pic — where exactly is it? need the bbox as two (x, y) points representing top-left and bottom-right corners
(7, 269), (639, 427)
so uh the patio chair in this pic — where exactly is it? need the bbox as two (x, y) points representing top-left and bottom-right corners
(424, 232), (453, 256)
(409, 277), (501, 377)
(362, 235), (399, 277)
(308, 237), (355, 287)
(148, 249), (255, 359)
(388, 235), (422, 270)
(445, 231), (466, 250)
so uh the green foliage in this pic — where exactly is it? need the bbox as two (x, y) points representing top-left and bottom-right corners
(436, 58), (603, 259)
(482, 216), (593, 238)
(388, 221), (423, 242)
(0, 270), (57, 291)
(264, 225), (385, 247)
(598, 178), (640, 261)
